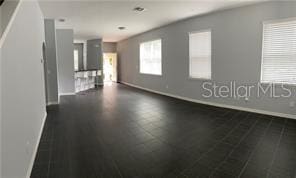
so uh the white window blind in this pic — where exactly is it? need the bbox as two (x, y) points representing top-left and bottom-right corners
(140, 39), (162, 75)
(261, 19), (296, 84)
(189, 30), (211, 79)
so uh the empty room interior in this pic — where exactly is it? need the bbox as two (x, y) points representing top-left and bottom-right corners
(1, 0), (296, 177)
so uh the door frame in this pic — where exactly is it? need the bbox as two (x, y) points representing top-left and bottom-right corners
(103, 53), (117, 82)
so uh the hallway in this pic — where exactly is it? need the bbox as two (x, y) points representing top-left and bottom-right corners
(31, 83), (296, 178)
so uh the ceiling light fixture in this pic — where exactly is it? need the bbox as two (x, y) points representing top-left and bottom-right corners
(133, 7), (146, 12)
(118, 26), (126, 30)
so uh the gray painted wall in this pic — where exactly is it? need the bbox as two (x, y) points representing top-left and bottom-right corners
(44, 19), (59, 104)
(56, 29), (75, 95)
(87, 39), (103, 84)
(0, 0), (20, 37)
(0, 40), (2, 178)
(1, 1), (46, 177)
(117, 2), (296, 116)
(87, 39), (102, 69)
(103, 42), (117, 53)
(74, 43), (84, 70)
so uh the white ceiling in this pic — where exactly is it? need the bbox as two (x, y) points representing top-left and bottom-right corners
(39, 0), (264, 42)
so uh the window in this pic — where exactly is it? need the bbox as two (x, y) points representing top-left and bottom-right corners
(74, 50), (79, 71)
(140, 39), (162, 75)
(189, 30), (211, 79)
(261, 18), (296, 84)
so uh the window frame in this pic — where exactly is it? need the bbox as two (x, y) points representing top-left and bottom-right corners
(188, 29), (212, 80)
(260, 17), (296, 85)
(74, 49), (79, 71)
(139, 38), (163, 76)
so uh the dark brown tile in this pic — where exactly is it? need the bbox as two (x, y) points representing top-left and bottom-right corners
(31, 83), (295, 178)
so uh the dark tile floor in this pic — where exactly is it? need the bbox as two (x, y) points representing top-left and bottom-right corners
(31, 83), (296, 178)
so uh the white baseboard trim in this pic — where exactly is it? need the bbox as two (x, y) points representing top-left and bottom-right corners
(47, 101), (59, 106)
(26, 112), (47, 178)
(121, 81), (296, 120)
(59, 92), (75, 96)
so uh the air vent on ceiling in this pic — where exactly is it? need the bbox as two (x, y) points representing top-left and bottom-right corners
(118, 27), (126, 30)
(133, 7), (146, 12)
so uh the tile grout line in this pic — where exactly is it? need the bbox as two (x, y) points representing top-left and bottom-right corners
(148, 110), (233, 148)
(131, 111), (234, 168)
(92, 124), (124, 178)
(208, 114), (260, 177)
(266, 119), (287, 178)
(134, 109), (231, 152)
(237, 118), (274, 178)
(179, 111), (247, 176)
(46, 127), (55, 178)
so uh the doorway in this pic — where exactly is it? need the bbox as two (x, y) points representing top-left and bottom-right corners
(42, 42), (48, 105)
(103, 53), (117, 83)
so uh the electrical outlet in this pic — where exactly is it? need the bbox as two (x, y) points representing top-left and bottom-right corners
(244, 97), (249, 102)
